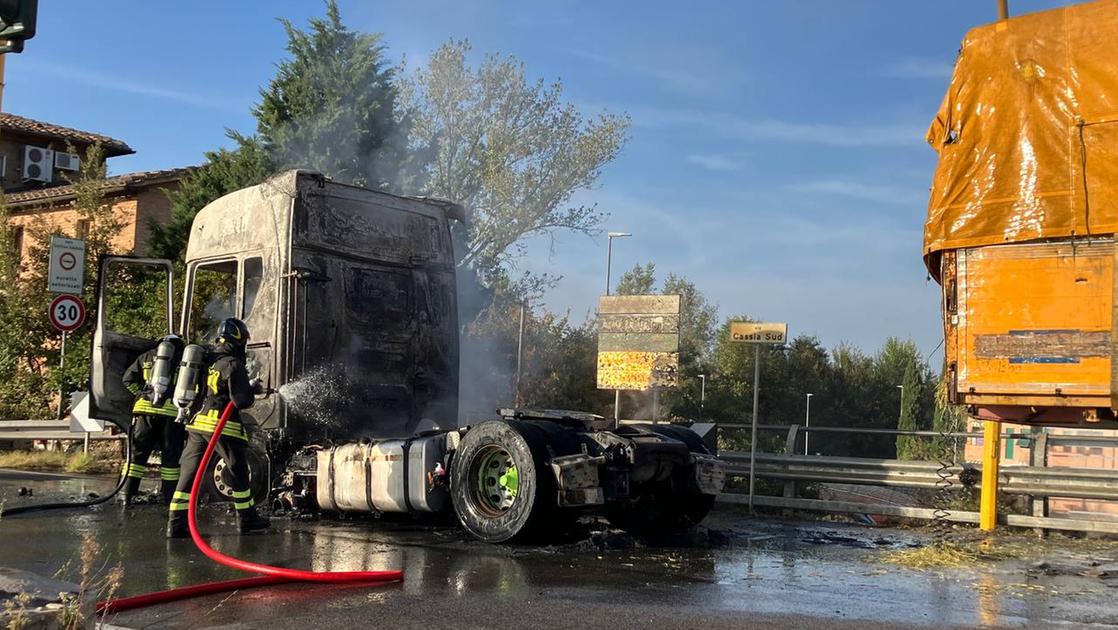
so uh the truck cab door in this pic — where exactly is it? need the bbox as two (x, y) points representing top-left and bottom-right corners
(89, 256), (176, 429)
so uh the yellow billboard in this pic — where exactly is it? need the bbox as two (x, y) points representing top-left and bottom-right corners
(597, 295), (680, 391)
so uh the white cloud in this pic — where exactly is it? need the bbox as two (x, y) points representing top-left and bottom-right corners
(790, 179), (927, 206)
(685, 154), (741, 172)
(882, 58), (955, 80)
(627, 106), (924, 148)
(18, 59), (244, 112)
(564, 45), (744, 98)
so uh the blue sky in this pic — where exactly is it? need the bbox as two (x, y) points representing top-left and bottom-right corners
(7, 0), (1080, 360)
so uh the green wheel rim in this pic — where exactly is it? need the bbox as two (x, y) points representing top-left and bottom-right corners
(471, 445), (519, 515)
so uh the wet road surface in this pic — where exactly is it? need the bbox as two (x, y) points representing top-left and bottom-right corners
(3, 470), (1118, 629)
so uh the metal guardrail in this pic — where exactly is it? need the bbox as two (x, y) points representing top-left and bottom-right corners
(720, 452), (1118, 501)
(716, 422), (1118, 534)
(0, 420), (118, 442)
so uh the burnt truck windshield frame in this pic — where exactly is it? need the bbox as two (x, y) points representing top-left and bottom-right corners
(183, 255), (266, 342)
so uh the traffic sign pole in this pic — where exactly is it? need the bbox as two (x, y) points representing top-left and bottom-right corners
(748, 343), (760, 514)
(47, 293), (86, 420)
(729, 321), (788, 515)
(56, 330), (66, 421)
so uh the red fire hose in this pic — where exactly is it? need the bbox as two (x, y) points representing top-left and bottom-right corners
(99, 402), (402, 615)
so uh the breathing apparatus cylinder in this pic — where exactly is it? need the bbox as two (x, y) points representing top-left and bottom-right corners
(173, 344), (207, 423)
(148, 340), (179, 407)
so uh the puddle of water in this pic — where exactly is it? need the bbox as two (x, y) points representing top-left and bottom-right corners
(4, 473), (1118, 627)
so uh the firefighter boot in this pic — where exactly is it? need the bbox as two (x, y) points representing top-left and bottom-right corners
(237, 506), (271, 534)
(159, 480), (177, 505)
(119, 476), (142, 505)
(166, 511), (190, 539)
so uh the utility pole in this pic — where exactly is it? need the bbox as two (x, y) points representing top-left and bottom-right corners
(897, 384), (904, 420)
(698, 374), (706, 420)
(605, 231), (631, 424)
(997, 0), (1009, 20)
(748, 344), (761, 513)
(804, 393), (813, 456)
(515, 301), (525, 407)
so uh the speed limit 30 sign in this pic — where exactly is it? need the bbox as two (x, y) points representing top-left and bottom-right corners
(49, 294), (86, 332)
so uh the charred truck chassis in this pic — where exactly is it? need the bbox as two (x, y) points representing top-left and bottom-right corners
(88, 170), (725, 543)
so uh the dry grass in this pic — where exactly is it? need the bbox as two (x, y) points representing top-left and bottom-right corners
(0, 450), (120, 474)
(880, 539), (1021, 569)
(56, 534), (124, 629)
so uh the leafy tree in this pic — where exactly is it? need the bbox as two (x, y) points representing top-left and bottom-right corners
(256, 1), (421, 192)
(0, 144), (146, 418)
(660, 273), (717, 419)
(896, 360), (923, 460)
(403, 40), (630, 279)
(150, 1), (417, 263)
(615, 262), (656, 296)
(149, 139), (271, 262)
(930, 373), (965, 461)
(458, 297), (606, 422)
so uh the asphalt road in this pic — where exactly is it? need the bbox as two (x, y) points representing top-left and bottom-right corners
(2, 470), (1118, 629)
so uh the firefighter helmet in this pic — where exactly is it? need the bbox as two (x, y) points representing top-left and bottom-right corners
(214, 318), (250, 348)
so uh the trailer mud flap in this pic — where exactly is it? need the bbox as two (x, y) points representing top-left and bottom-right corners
(550, 453), (606, 507)
(692, 453), (725, 495)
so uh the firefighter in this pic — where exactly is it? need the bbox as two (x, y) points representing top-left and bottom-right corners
(166, 317), (270, 538)
(121, 334), (187, 505)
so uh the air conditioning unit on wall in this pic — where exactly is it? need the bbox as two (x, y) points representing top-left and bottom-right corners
(22, 145), (53, 183)
(54, 151), (80, 172)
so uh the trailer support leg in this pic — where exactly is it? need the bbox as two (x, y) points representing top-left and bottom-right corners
(979, 420), (1001, 531)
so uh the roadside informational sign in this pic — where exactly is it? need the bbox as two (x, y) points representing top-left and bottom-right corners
(49, 293), (86, 332)
(67, 391), (105, 433)
(47, 236), (85, 294)
(597, 295), (680, 390)
(730, 321), (788, 344)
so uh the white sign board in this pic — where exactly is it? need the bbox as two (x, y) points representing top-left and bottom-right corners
(730, 322), (788, 344)
(48, 236), (85, 294)
(49, 293), (86, 332)
(67, 391), (105, 433)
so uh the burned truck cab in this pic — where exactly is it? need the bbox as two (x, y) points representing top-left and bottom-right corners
(182, 170), (461, 446)
(90, 169), (723, 543)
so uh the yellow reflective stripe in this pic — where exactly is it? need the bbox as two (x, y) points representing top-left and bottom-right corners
(169, 502), (190, 511)
(231, 489), (252, 499)
(125, 383), (142, 394)
(160, 467), (180, 480)
(173, 491), (191, 501)
(234, 500), (254, 510)
(187, 414), (247, 440)
(132, 399), (178, 416)
(127, 464), (147, 478)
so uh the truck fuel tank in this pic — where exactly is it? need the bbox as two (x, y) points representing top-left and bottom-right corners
(316, 434), (449, 514)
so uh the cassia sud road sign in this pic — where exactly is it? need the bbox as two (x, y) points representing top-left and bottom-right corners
(730, 322), (788, 344)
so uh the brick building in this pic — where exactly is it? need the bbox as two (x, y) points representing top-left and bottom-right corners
(1, 113), (191, 259)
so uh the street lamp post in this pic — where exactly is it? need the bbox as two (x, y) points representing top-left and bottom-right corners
(897, 384), (904, 419)
(605, 231), (632, 425)
(804, 393), (813, 456)
(605, 231), (632, 296)
(698, 374), (706, 419)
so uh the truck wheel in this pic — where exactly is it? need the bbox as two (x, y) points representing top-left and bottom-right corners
(451, 420), (560, 543)
(612, 424), (716, 536)
(205, 443), (270, 506)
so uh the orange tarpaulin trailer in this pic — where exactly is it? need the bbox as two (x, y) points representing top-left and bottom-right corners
(926, 1), (1118, 426)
